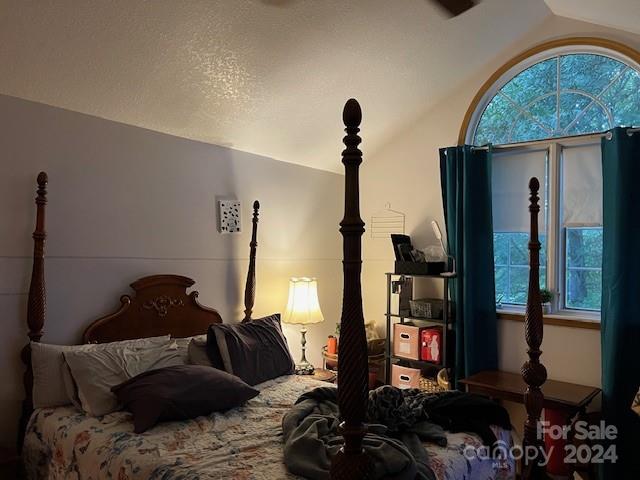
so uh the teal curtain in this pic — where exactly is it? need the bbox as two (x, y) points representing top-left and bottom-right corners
(601, 127), (640, 477)
(440, 145), (498, 387)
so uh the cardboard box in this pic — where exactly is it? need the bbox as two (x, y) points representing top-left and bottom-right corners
(391, 364), (421, 389)
(393, 323), (422, 360)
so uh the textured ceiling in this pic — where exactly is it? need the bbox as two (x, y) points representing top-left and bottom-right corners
(0, 0), (551, 172)
(544, 0), (640, 36)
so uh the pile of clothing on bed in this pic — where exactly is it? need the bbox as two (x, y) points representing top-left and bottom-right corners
(282, 385), (511, 480)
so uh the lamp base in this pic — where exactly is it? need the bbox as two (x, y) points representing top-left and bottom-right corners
(295, 362), (315, 375)
(295, 326), (315, 375)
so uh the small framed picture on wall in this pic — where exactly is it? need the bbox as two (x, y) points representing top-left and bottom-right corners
(218, 200), (241, 234)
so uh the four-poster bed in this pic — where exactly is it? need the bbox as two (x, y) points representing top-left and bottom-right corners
(331, 100), (548, 479)
(520, 177), (548, 480)
(18, 191), (263, 450)
(18, 99), (547, 479)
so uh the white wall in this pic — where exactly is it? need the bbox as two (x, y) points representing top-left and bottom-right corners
(361, 16), (640, 400)
(0, 94), (344, 445)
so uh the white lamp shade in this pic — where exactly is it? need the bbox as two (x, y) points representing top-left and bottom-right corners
(283, 277), (324, 325)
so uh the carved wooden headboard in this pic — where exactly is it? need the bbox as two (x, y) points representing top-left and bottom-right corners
(83, 275), (222, 344)
(18, 174), (261, 449)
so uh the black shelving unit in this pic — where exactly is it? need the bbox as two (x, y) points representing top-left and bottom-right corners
(384, 272), (455, 384)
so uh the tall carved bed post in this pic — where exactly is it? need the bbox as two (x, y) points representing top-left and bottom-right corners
(521, 177), (548, 480)
(242, 200), (260, 322)
(330, 99), (371, 479)
(18, 171), (48, 450)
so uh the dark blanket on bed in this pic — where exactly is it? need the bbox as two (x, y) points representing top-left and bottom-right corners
(368, 386), (512, 446)
(282, 385), (511, 480)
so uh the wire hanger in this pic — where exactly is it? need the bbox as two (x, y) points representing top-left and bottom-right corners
(370, 203), (405, 239)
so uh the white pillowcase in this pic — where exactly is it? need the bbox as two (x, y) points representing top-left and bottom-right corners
(32, 342), (93, 409)
(64, 343), (172, 417)
(31, 335), (170, 409)
(169, 337), (193, 364)
(187, 335), (213, 367)
(150, 338), (191, 369)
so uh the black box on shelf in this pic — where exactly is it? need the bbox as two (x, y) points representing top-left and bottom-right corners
(394, 261), (446, 275)
(391, 234), (447, 275)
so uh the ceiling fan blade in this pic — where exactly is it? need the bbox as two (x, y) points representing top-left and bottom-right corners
(431, 0), (476, 16)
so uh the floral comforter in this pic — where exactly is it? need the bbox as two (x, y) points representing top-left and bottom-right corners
(24, 375), (514, 479)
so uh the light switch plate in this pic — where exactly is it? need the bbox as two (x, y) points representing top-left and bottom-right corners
(218, 200), (241, 234)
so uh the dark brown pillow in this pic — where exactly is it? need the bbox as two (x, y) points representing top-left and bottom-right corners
(111, 365), (259, 433)
(207, 314), (295, 385)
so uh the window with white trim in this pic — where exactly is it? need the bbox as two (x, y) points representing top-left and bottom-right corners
(469, 48), (640, 316)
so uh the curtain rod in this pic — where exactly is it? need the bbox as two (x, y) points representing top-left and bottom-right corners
(470, 127), (640, 151)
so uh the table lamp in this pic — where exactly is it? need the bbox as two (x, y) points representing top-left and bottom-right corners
(283, 277), (324, 375)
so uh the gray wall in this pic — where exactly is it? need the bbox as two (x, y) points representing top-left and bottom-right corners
(0, 94), (344, 444)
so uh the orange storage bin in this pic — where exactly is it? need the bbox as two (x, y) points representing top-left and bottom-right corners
(393, 323), (422, 360)
(391, 364), (421, 389)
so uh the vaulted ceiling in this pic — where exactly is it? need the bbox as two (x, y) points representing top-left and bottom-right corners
(544, 0), (640, 36)
(1, 0), (623, 172)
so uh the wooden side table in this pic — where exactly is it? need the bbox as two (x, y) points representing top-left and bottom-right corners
(321, 346), (385, 385)
(459, 370), (601, 478)
(0, 446), (20, 479)
(311, 368), (337, 384)
(459, 370), (600, 416)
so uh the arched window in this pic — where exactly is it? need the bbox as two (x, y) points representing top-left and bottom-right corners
(468, 48), (640, 146)
(462, 40), (640, 317)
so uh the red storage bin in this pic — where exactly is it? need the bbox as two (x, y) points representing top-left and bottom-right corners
(420, 327), (442, 363)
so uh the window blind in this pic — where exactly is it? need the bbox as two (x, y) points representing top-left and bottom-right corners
(561, 143), (602, 227)
(492, 148), (548, 232)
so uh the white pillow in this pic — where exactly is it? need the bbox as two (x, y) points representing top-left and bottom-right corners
(148, 338), (191, 369)
(187, 336), (213, 367)
(31, 335), (170, 409)
(62, 360), (84, 411)
(64, 343), (169, 416)
(32, 342), (94, 409)
(168, 335), (207, 363)
(169, 337), (192, 364)
(190, 335), (207, 347)
(63, 338), (184, 411)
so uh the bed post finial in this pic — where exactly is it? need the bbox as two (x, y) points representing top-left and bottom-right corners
(18, 171), (48, 450)
(242, 200), (260, 322)
(330, 99), (371, 480)
(521, 176), (548, 479)
(342, 98), (362, 127)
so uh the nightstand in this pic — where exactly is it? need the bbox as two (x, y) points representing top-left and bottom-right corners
(0, 446), (20, 479)
(312, 368), (337, 383)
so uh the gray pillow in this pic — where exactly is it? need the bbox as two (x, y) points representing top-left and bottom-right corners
(169, 334), (207, 364)
(188, 337), (214, 367)
(112, 365), (259, 433)
(207, 314), (295, 385)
